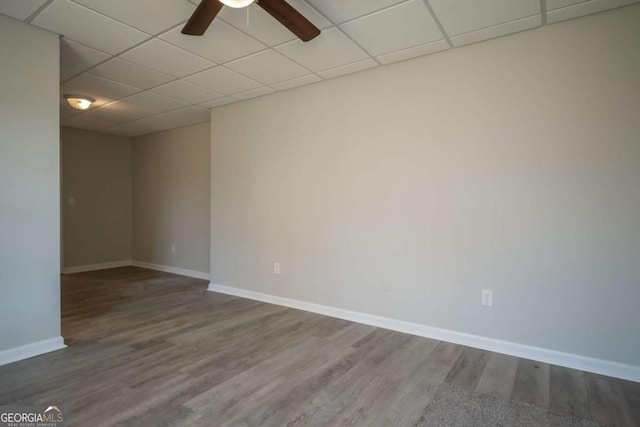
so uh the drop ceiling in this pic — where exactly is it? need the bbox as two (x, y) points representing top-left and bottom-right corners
(1, 0), (637, 137)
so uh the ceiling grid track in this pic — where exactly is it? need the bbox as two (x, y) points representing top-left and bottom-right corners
(3, 0), (636, 136)
(421, 0), (454, 48)
(25, 0), (55, 23)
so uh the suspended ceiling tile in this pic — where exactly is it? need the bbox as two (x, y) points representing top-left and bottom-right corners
(32, 0), (149, 55)
(199, 96), (237, 109)
(225, 50), (309, 85)
(60, 39), (111, 73)
(548, 0), (589, 8)
(340, 0), (443, 57)
(61, 67), (79, 82)
(72, 0), (195, 35)
(429, 0), (541, 36)
(219, 4), (297, 47)
(305, 0), (404, 24)
(128, 106), (210, 134)
(89, 57), (174, 89)
(259, 0), (332, 29)
(270, 74), (322, 91)
(547, 0), (639, 23)
(376, 39), (450, 65)
(232, 86), (276, 100)
(317, 58), (378, 79)
(99, 99), (165, 120)
(186, 67), (262, 95)
(276, 27), (370, 72)
(62, 107), (130, 130)
(450, 14), (541, 47)
(154, 105), (210, 126)
(160, 19), (266, 64)
(61, 115), (111, 131)
(119, 38), (215, 77)
(65, 73), (141, 99)
(0, 0), (48, 21)
(120, 91), (190, 113)
(219, 0), (331, 46)
(151, 80), (224, 104)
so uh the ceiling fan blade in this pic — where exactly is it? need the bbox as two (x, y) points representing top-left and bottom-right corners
(257, 0), (320, 42)
(182, 0), (224, 36)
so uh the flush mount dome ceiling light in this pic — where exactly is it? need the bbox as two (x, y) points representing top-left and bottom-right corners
(65, 95), (94, 110)
(219, 0), (254, 8)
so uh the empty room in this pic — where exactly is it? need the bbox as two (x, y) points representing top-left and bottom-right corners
(1, 0), (639, 425)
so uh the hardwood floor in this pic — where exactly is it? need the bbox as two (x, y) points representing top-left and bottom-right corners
(0, 267), (638, 426)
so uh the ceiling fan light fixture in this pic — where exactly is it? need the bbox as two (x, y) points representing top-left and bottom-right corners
(182, 0), (320, 41)
(64, 95), (95, 110)
(219, 0), (255, 8)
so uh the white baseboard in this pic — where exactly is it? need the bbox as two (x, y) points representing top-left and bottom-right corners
(132, 261), (209, 280)
(62, 260), (210, 281)
(62, 260), (132, 274)
(0, 336), (66, 366)
(208, 283), (640, 383)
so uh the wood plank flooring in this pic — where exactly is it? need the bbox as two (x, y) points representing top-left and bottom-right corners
(0, 267), (638, 426)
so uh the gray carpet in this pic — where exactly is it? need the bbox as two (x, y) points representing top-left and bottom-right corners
(415, 383), (601, 427)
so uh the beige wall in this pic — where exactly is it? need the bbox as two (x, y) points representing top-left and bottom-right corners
(210, 6), (640, 367)
(133, 122), (210, 274)
(61, 127), (132, 268)
(0, 16), (61, 351)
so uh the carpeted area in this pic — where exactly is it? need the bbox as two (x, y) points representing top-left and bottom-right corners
(415, 383), (601, 427)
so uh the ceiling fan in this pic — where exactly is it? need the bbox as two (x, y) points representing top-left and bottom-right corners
(182, 0), (321, 42)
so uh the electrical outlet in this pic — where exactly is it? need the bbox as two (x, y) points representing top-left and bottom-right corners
(170, 245), (176, 254)
(273, 262), (280, 275)
(481, 290), (493, 307)
(383, 281), (391, 292)
(68, 196), (76, 206)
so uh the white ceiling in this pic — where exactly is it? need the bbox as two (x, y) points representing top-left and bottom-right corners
(1, 0), (637, 137)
